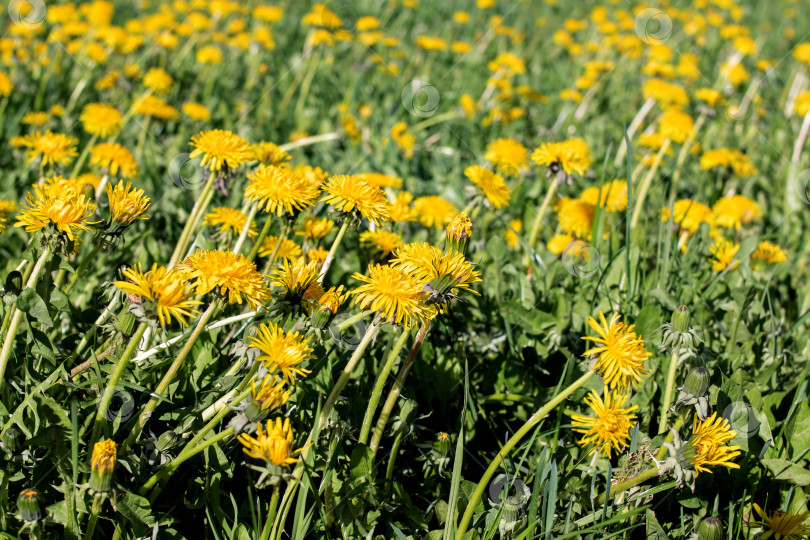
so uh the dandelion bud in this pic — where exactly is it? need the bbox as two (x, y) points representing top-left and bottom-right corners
(244, 375), (291, 422)
(89, 439), (117, 493)
(2, 426), (23, 454)
(671, 305), (691, 333)
(433, 432), (451, 457)
(310, 286), (347, 330)
(156, 431), (179, 453)
(445, 212), (472, 256)
(498, 496), (528, 537)
(696, 516), (724, 540)
(683, 367), (710, 398)
(17, 488), (42, 522)
(114, 303), (137, 336)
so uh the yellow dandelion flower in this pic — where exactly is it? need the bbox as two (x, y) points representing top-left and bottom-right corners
(270, 257), (322, 301)
(114, 264), (202, 326)
(749, 504), (810, 540)
(143, 67), (173, 94)
(360, 229), (404, 256)
(308, 246), (329, 265)
(249, 375), (291, 415)
(21, 112), (49, 126)
(252, 141), (291, 166)
(237, 417), (306, 466)
(413, 195), (458, 229)
(484, 138), (528, 177)
(16, 130), (78, 168)
(695, 88), (726, 107)
(134, 95), (179, 120)
(505, 218), (522, 248)
(556, 197), (595, 240)
(248, 322), (314, 383)
(318, 285), (349, 314)
(658, 108), (694, 143)
(80, 103), (122, 138)
(321, 175), (392, 225)
(358, 172), (403, 189)
(391, 242), (482, 297)
(293, 164), (329, 187)
(464, 165), (511, 209)
(579, 180), (627, 213)
(700, 149), (757, 177)
(89, 143), (138, 178)
(583, 312), (651, 391)
(182, 102), (211, 121)
(710, 239), (740, 272)
(547, 233), (575, 254)
(181, 250), (270, 308)
(189, 129), (253, 172)
(106, 181), (150, 226)
(15, 185), (96, 241)
(203, 207), (255, 237)
(689, 412), (742, 474)
(751, 241), (788, 266)
(389, 191), (418, 222)
(570, 390), (638, 458)
(660, 199), (713, 233)
(296, 216), (334, 241)
(531, 138), (592, 176)
(712, 195), (762, 229)
(260, 235), (302, 260)
(642, 78), (689, 108)
(352, 264), (432, 328)
(245, 165), (320, 217)
(89, 439), (116, 492)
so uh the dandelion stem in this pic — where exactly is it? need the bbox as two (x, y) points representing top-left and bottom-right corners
(455, 369), (596, 540)
(318, 221), (350, 283)
(358, 328), (411, 445)
(169, 171), (217, 267)
(0, 247), (51, 391)
(232, 203), (257, 254)
(90, 322), (148, 446)
(596, 467), (659, 505)
(122, 301), (220, 451)
(614, 97), (656, 167)
(247, 214), (275, 263)
(259, 485), (281, 540)
(526, 176), (560, 254)
(658, 348), (680, 435)
(63, 243), (103, 295)
(369, 321), (431, 455)
(630, 138), (671, 229)
(70, 134), (98, 179)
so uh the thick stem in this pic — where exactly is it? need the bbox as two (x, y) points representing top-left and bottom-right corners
(596, 467), (659, 505)
(630, 139), (671, 229)
(0, 247), (51, 390)
(318, 221), (350, 283)
(658, 348), (680, 435)
(358, 328), (411, 445)
(246, 214), (275, 262)
(232, 203), (257, 254)
(90, 323), (149, 445)
(168, 172), (217, 267)
(526, 176), (560, 253)
(369, 321), (431, 455)
(455, 370), (596, 539)
(259, 485), (281, 540)
(122, 301), (220, 451)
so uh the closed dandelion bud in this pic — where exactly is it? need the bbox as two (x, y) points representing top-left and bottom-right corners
(17, 488), (42, 522)
(683, 367), (710, 398)
(697, 516), (724, 540)
(89, 439), (117, 493)
(433, 432), (451, 457)
(671, 305), (691, 333)
(498, 497), (528, 537)
(115, 303), (136, 336)
(445, 212), (472, 256)
(310, 286), (346, 330)
(156, 431), (178, 453)
(2, 426), (23, 454)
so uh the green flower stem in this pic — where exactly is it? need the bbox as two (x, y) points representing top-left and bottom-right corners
(259, 485), (281, 540)
(70, 134), (98, 179)
(247, 214), (275, 263)
(369, 321), (431, 455)
(232, 203), (258, 254)
(630, 138), (671, 229)
(0, 247), (51, 391)
(613, 97), (656, 167)
(656, 411), (688, 461)
(385, 427), (407, 489)
(64, 243), (103, 295)
(277, 132), (340, 152)
(358, 328), (411, 445)
(318, 221), (350, 283)
(271, 316), (383, 539)
(168, 171), (217, 267)
(658, 348), (680, 435)
(90, 322), (149, 446)
(597, 467), (659, 506)
(526, 176), (560, 253)
(122, 301), (220, 451)
(455, 370), (596, 540)
(83, 496), (101, 540)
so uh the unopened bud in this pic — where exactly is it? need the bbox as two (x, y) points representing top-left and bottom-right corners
(682, 367), (710, 398)
(434, 432), (451, 457)
(445, 213), (472, 256)
(697, 516), (724, 540)
(671, 305), (691, 333)
(3, 426), (23, 454)
(17, 488), (42, 522)
(89, 439), (117, 493)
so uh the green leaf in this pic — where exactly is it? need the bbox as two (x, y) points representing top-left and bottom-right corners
(786, 402), (810, 461)
(49, 288), (71, 313)
(2, 270), (22, 305)
(645, 509), (670, 539)
(16, 288), (53, 328)
(350, 443), (375, 484)
(761, 459), (810, 486)
(117, 491), (157, 527)
(29, 327), (57, 364)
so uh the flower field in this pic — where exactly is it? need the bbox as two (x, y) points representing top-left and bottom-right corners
(2, 0), (810, 538)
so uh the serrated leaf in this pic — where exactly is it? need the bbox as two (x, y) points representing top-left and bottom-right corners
(117, 491), (157, 527)
(645, 509), (669, 539)
(350, 443), (375, 484)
